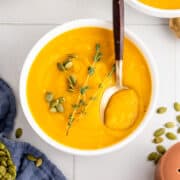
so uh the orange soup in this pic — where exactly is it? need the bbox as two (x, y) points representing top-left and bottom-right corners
(27, 27), (152, 150)
(139, 0), (180, 9)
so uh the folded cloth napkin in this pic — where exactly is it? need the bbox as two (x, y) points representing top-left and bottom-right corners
(0, 78), (66, 180)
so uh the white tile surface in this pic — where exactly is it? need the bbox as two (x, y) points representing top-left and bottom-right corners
(0, 1), (178, 180)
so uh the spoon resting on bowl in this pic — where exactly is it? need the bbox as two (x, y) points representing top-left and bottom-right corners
(100, 0), (139, 130)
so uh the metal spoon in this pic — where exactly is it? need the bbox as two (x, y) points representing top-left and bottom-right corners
(100, 0), (128, 122)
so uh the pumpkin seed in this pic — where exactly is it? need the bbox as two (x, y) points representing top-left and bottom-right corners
(4, 172), (12, 180)
(176, 115), (180, 123)
(56, 104), (64, 113)
(68, 75), (77, 86)
(64, 61), (73, 69)
(156, 145), (166, 154)
(35, 158), (43, 167)
(27, 154), (37, 162)
(177, 127), (180, 134)
(153, 137), (164, 144)
(15, 128), (23, 139)
(147, 152), (159, 161)
(8, 166), (16, 176)
(166, 132), (177, 140)
(50, 99), (59, 108)
(0, 144), (5, 150)
(0, 151), (6, 156)
(174, 102), (180, 111)
(156, 107), (167, 114)
(58, 97), (65, 103)
(164, 122), (175, 128)
(45, 92), (53, 102)
(154, 155), (162, 165)
(50, 107), (57, 113)
(154, 128), (165, 137)
(0, 166), (6, 176)
(57, 63), (65, 71)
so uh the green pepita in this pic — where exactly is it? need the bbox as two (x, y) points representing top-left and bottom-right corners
(156, 145), (166, 154)
(27, 154), (37, 162)
(15, 128), (23, 139)
(0, 166), (6, 176)
(49, 107), (57, 113)
(0, 151), (6, 156)
(64, 61), (73, 69)
(164, 122), (175, 128)
(147, 152), (159, 161)
(174, 102), (180, 112)
(177, 127), (180, 134)
(56, 104), (64, 113)
(57, 63), (65, 71)
(4, 172), (12, 180)
(45, 92), (53, 102)
(58, 97), (65, 103)
(156, 107), (167, 114)
(153, 137), (164, 144)
(154, 155), (162, 165)
(35, 158), (43, 167)
(176, 115), (180, 123)
(154, 128), (165, 137)
(166, 132), (177, 140)
(68, 75), (77, 86)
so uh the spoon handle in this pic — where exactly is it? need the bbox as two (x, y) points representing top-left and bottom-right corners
(113, 0), (124, 61)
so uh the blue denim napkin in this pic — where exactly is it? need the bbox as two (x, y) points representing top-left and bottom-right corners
(0, 78), (66, 180)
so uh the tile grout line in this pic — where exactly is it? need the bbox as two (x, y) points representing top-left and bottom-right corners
(0, 22), (169, 26)
(73, 155), (76, 180)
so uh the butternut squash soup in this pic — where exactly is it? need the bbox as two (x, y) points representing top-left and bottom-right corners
(27, 27), (152, 150)
(139, 0), (180, 9)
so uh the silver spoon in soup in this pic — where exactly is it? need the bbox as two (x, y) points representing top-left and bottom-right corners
(100, 0), (139, 130)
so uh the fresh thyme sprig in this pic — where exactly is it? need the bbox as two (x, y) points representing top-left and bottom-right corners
(66, 43), (102, 135)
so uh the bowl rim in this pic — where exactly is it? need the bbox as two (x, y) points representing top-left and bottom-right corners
(126, 0), (180, 18)
(20, 19), (158, 156)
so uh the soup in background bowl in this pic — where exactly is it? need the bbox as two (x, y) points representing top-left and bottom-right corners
(20, 19), (158, 156)
(126, 0), (180, 18)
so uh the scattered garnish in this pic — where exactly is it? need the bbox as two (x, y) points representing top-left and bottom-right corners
(153, 128), (165, 137)
(15, 128), (23, 139)
(153, 137), (164, 144)
(164, 122), (175, 128)
(156, 107), (167, 114)
(27, 154), (43, 168)
(44, 92), (65, 113)
(0, 142), (16, 179)
(166, 132), (177, 140)
(174, 102), (180, 112)
(156, 145), (166, 155)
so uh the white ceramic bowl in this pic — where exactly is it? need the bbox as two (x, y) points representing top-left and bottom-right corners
(126, 0), (180, 18)
(20, 19), (158, 156)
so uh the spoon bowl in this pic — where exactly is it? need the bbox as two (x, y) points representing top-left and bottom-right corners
(100, 0), (139, 128)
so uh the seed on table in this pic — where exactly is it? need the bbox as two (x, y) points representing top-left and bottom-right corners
(0, 144), (5, 150)
(174, 102), (180, 112)
(153, 137), (164, 144)
(147, 152), (159, 161)
(177, 127), (180, 134)
(156, 145), (166, 154)
(15, 128), (23, 139)
(164, 122), (175, 128)
(27, 154), (37, 162)
(154, 155), (162, 165)
(166, 132), (177, 140)
(156, 107), (167, 114)
(154, 128), (165, 137)
(176, 115), (180, 123)
(35, 158), (43, 167)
